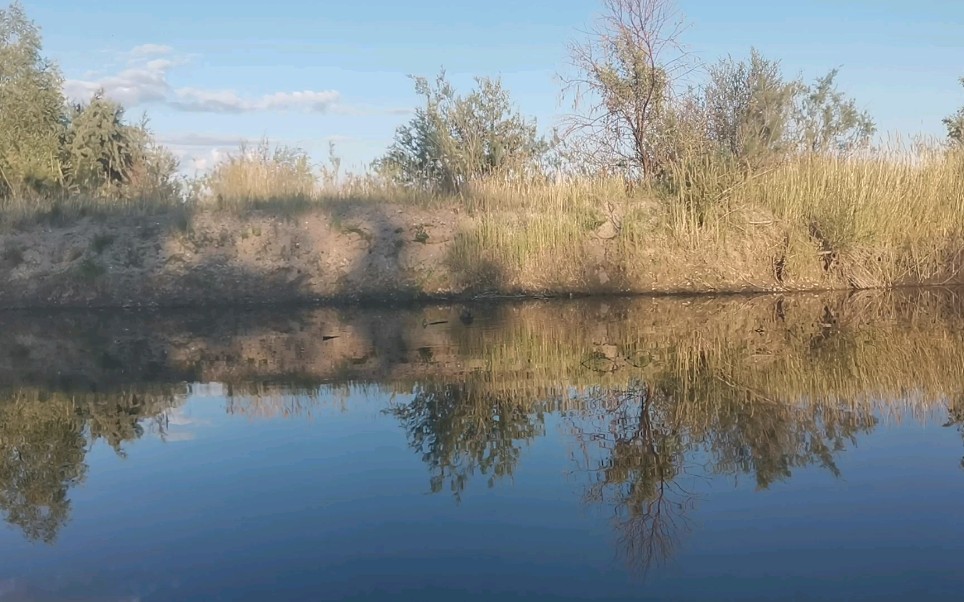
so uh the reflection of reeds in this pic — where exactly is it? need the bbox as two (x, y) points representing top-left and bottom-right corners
(2, 288), (964, 549)
(150, 288), (964, 423)
(222, 382), (326, 420)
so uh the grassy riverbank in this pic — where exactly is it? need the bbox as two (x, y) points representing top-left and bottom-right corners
(2, 148), (963, 308)
(5, 0), (964, 307)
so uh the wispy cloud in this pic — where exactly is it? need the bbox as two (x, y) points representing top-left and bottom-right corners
(168, 88), (341, 114)
(168, 146), (230, 173)
(65, 44), (344, 115)
(64, 58), (174, 106)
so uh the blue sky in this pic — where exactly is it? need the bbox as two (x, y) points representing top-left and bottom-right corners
(22, 0), (964, 173)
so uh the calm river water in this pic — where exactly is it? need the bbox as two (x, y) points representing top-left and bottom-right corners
(1, 290), (963, 601)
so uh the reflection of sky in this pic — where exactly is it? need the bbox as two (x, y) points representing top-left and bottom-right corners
(149, 402), (208, 443)
(0, 391), (962, 601)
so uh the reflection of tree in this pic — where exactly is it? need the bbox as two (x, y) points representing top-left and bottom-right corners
(943, 393), (964, 469)
(87, 395), (149, 456)
(0, 398), (87, 544)
(387, 382), (545, 500)
(0, 391), (181, 543)
(706, 397), (876, 489)
(569, 364), (881, 574)
(571, 380), (690, 573)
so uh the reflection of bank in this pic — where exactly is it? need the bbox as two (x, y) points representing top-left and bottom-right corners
(2, 288), (964, 403)
(2, 286), (964, 548)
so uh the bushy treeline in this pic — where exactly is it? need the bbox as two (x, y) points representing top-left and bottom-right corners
(0, 2), (178, 204)
(376, 19), (879, 195)
(2, 0), (964, 211)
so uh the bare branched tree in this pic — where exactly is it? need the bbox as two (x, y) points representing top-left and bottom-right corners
(560, 0), (691, 180)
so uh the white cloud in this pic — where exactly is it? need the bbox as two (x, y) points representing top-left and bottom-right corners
(64, 44), (344, 115)
(167, 88), (341, 114)
(64, 61), (174, 106)
(167, 146), (229, 174)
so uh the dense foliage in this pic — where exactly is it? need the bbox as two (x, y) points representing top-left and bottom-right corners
(0, 2), (178, 204)
(0, 0), (960, 214)
(376, 71), (549, 192)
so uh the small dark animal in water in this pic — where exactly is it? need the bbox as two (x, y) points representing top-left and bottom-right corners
(459, 308), (474, 325)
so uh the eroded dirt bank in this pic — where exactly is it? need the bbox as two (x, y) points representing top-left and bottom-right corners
(2, 203), (962, 309)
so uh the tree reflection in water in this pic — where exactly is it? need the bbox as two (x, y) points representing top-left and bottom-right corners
(568, 361), (881, 573)
(3, 288), (964, 562)
(0, 390), (181, 543)
(387, 382), (546, 500)
(569, 380), (691, 573)
(0, 396), (87, 544)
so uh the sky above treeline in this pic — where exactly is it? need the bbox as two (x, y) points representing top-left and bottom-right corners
(25, 0), (964, 174)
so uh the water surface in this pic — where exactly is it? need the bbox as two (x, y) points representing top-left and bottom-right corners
(1, 290), (964, 600)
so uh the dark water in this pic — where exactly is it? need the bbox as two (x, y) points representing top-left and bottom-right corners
(2, 290), (964, 601)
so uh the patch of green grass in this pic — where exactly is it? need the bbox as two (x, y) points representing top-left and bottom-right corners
(413, 224), (429, 244)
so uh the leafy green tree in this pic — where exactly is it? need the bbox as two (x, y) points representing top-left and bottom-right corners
(64, 92), (180, 200)
(795, 69), (875, 154)
(701, 50), (874, 168)
(943, 78), (964, 146)
(0, 1), (66, 198)
(122, 121), (181, 202)
(377, 71), (547, 192)
(703, 48), (798, 169)
(65, 92), (137, 194)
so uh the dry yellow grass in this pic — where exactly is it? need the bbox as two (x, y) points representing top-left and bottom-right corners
(446, 148), (964, 292)
(4, 142), (964, 294)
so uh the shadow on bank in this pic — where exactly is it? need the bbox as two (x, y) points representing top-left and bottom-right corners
(0, 196), (511, 309)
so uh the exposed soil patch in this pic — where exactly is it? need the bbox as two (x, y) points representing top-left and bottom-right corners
(1, 203), (962, 309)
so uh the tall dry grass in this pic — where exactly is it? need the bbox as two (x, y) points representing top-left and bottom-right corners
(0, 184), (184, 228)
(447, 147), (964, 292)
(195, 139), (436, 212)
(4, 136), (964, 293)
